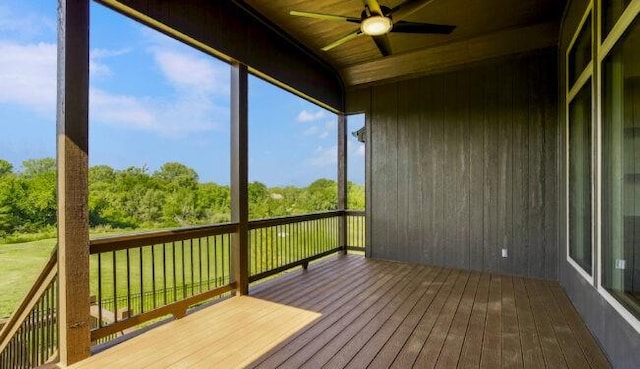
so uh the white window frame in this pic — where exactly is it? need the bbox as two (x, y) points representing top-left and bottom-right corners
(566, 1), (596, 284)
(595, 0), (640, 334)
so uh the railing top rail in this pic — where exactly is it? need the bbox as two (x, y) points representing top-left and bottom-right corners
(345, 209), (365, 216)
(248, 210), (344, 229)
(90, 222), (239, 254)
(0, 247), (58, 350)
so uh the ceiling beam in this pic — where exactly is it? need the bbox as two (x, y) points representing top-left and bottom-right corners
(341, 22), (559, 86)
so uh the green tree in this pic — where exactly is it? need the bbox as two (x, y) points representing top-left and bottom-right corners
(0, 160), (13, 177)
(154, 162), (199, 191)
(347, 182), (365, 210)
(303, 179), (337, 211)
(198, 182), (230, 223)
(0, 175), (23, 235)
(21, 158), (55, 177)
(15, 159), (57, 230)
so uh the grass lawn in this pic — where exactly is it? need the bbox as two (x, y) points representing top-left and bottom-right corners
(0, 238), (57, 318)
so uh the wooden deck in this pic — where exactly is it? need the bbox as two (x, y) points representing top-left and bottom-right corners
(68, 255), (610, 369)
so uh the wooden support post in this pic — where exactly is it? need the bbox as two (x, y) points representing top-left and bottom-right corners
(338, 114), (348, 254)
(57, 0), (91, 364)
(231, 63), (249, 295)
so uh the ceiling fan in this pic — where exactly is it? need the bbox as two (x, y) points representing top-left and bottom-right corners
(289, 0), (455, 57)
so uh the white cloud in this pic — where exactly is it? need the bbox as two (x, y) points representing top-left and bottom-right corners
(302, 120), (335, 139)
(90, 88), (155, 129)
(89, 87), (223, 136)
(297, 109), (326, 123)
(90, 48), (131, 78)
(151, 47), (228, 95)
(0, 41), (57, 115)
(303, 126), (321, 136)
(0, 36), (226, 137)
(0, 6), (55, 39)
(91, 48), (131, 59)
(308, 145), (337, 167)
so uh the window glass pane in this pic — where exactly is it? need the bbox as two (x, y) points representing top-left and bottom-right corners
(569, 16), (592, 87)
(569, 81), (592, 275)
(602, 0), (632, 39)
(602, 19), (640, 319)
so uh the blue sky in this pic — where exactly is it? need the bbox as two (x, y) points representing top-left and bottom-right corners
(0, 1), (364, 186)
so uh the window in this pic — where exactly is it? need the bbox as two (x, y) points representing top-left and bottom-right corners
(569, 82), (593, 275)
(567, 9), (593, 278)
(602, 0), (632, 39)
(569, 15), (592, 87)
(602, 19), (640, 319)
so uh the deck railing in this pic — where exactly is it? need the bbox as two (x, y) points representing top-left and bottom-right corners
(346, 210), (365, 251)
(248, 211), (342, 282)
(0, 250), (58, 369)
(89, 223), (237, 342)
(0, 209), (366, 367)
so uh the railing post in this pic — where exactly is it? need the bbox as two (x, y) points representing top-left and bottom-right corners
(338, 114), (348, 254)
(231, 63), (249, 295)
(57, 0), (91, 364)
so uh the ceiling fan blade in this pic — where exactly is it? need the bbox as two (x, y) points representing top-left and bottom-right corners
(289, 10), (360, 23)
(372, 34), (392, 56)
(391, 21), (455, 34)
(321, 30), (364, 51)
(363, 0), (385, 16)
(391, 0), (436, 21)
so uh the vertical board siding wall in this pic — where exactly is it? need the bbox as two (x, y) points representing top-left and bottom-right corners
(366, 49), (558, 279)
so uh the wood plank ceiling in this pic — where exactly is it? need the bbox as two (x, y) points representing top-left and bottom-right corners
(244, 0), (566, 86)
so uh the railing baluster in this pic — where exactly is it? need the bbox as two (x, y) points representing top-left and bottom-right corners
(113, 251), (118, 323)
(151, 244), (156, 310)
(139, 247), (144, 314)
(172, 241), (177, 304)
(98, 253), (103, 328)
(213, 236), (218, 287)
(162, 243), (167, 306)
(189, 239), (194, 296)
(206, 236), (211, 290)
(125, 249), (131, 320)
(198, 238), (203, 294)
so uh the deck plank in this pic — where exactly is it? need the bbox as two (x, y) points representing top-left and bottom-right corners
(513, 276), (545, 369)
(386, 269), (462, 368)
(434, 271), (481, 369)
(323, 266), (443, 369)
(298, 265), (435, 368)
(345, 267), (452, 369)
(251, 261), (413, 369)
(413, 270), (471, 369)
(457, 272), (491, 369)
(501, 276), (524, 369)
(546, 281), (611, 369)
(534, 279), (589, 369)
(525, 277), (568, 368)
(67, 255), (611, 369)
(480, 274), (502, 369)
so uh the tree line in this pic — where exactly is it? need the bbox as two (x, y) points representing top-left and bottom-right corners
(0, 158), (364, 239)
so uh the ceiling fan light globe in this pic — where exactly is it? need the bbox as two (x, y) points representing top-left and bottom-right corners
(360, 16), (393, 36)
